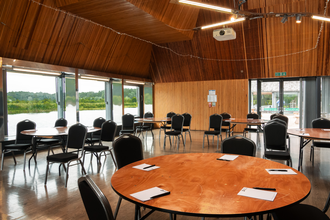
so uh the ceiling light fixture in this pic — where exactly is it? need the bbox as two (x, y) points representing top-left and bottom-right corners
(296, 14), (302, 23)
(80, 75), (109, 82)
(13, 68), (61, 76)
(178, 0), (233, 13)
(312, 15), (330, 22)
(281, 15), (288, 24)
(201, 17), (245, 30)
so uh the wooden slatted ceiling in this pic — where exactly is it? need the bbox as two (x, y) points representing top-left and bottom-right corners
(151, 0), (330, 83)
(0, 0), (152, 79)
(55, 0), (199, 44)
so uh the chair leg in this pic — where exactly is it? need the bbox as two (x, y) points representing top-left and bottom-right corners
(23, 150), (27, 171)
(1, 150), (5, 170)
(217, 135), (220, 150)
(65, 162), (70, 188)
(207, 136), (209, 146)
(189, 131), (192, 142)
(108, 150), (118, 169)
(163, 135), (167, 149)
(151, 130), (154, 139)
(11, 151), (17, 165)
(79, 159), (87, 175)
(169, 136), (172, 147)
(44, 161), (50, 185)
(114, 197), (122, 220)
(177, 136), (180, 150)
(181, 134), (185, 147)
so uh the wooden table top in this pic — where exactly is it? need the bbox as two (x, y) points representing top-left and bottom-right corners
(288, 128), (330, 140)
(111, 153), (311, 217)
(134, 117), (171, 123)
(21, 126), (100, 137)
(223, 118), (268, 125)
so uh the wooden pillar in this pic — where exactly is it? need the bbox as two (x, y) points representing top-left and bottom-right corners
(122, 77), (124, 116)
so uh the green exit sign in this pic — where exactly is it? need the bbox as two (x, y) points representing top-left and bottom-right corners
(275, 72), (287, 76)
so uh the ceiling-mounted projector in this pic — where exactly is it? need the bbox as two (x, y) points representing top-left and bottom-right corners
(213, 28), (236, 41)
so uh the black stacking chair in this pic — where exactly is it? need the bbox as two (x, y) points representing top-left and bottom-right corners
(163, 114), (185, 150)
(263, 120), (292, 166)
(112, 134), (143, 219)
(37, 118), (68, 156)
(1, 119), (36, 171)
(136, 112), (154, 139)
(203, 114), (223, 150)
(243, 113), (260, 137)
(83, 120), (117, 173)
(182, 113), (192, 144)
(86, 117), (106, 146)
(221, 135), (256, 156)
(310, 118), (330, 166)
(44, 123), (87, 187)
(78, 175), (115, 220)
(119, 113), (135, 135)
(272, 191), (330, 220)
(159, 112), (176, 139)
(220, 112), (233, 138)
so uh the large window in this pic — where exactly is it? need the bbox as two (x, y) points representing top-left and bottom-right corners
(144, 84), (153, 113)
(78, 78), (106, 126)
(321, 76), (330, 120)
(112, 80), (122, 124)
(6, 72), (58, 136)
(124, 85), (140, 116)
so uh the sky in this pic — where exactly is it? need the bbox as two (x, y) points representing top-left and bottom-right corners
(7, 72), (104, 93)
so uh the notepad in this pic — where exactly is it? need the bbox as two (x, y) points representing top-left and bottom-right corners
(238, 187), (277, 201)
(247, 118), (254, 120)
(219, 155), (238, 161)
(322, 129), (330, 131)
(130, 187), (170, 202)
(266, 169), (297, 175)
(132, 163), (160, 171)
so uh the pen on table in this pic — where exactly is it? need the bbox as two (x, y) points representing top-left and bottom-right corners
(269, 169), (288, 172)
(217, 158), (230, 161)
(143, 164), (156, 169)
(150, 191), (171, 199)
(253, 187), (276, 191)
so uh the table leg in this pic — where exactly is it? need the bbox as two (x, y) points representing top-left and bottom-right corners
(28, 136), (37, 169)
(297, 137), (311, 171)
(134, 204), (141, 220)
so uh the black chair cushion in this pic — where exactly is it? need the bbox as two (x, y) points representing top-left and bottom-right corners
(84, 145), (109, 152)
(182, 128), (190, 132)
(221, 128), (230, 132)
(273, 204), (330, 220)
(5, 143), (31, 150)
(264, 150), (291, 160)
(160, 125), (171, 129)
(47, 153), (78, 162)
(165, 131), (182, 135)
(244, 128), (258, 132)
(136, 125), (151, 130)
(204, 130), (221, 135)
(313, 141), (330, 148)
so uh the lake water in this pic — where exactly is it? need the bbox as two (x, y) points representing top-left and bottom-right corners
(7, 104), (153, 136)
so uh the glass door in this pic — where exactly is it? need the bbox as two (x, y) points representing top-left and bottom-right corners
(283, 81), (300, 129)
(259, 81), (280, 121)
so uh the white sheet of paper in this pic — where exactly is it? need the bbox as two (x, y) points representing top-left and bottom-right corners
(238, 187), (277, 201)
(229, 118), (235, 120)
(130, 187), (169, 202)
(266, 169), (297, 175)
(219, 155), (239, 161)
(300, 133), (310, 136)
(132, 163), (160, 171)
(322, 129), (330, 131)
(247, 118), (254, 120)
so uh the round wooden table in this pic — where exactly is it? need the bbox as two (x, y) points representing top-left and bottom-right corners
(288, 128), (330, 171)
(111, 153), (311, 218)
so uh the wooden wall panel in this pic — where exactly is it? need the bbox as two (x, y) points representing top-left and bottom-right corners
(0, 0), (152, 79)
(154, 79), (248, 132)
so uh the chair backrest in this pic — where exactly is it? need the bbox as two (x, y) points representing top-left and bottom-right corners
(93, 117), (106, 136)
(122, 114), (134, 129)
(166, 112), (176, 125)
(247, 113), (259, 119)
(112, 134), (143, 169)
(66, 123), (87, 151)
(271, 114), (289, 124)
(221, 135), (256, 156)
(220, 112), (231, 127)
(272, 118), (287, 127)
(78, 175), (114, 220)
(100, 120), (117, 142)
(209, 114), (223, 131)
(171, 114), (184, 132)
(182, 113), (192, 127)
(143, 112), (154, 128)
(16, 119), (36, 144)
(312, 118), (330, 129)
(55, 118), (67, 127)
(264, 121), (287, 151)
